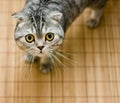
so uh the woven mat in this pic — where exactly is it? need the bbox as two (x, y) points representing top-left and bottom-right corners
(0, 0), (120, 103)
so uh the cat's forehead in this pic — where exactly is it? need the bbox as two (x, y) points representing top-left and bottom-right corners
(30, 16), (58, 33)
(20, 21), (56, 35)
(30, 14), (45, 35)
(16, 16), (64, 38)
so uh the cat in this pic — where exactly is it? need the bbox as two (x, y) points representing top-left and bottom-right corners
(12, 0), (108, 73)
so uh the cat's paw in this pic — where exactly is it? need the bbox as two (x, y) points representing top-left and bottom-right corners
(86, 19), (100, 28)
(40, 63), (53, 74)
(24, 54), (36, 63)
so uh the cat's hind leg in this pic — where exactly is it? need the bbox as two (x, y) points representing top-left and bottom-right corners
(86, 7), (104, 28)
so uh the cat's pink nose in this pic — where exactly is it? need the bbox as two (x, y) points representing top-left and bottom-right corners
(37, 46), (44, 50)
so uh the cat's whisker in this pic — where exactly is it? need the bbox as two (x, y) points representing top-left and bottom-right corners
(55, 50), (79, 65)
(24, 61), (31, 79)
(51, 53), (70, 72)
(55, 51), (71, 61)
(49, 47), (73, 58)
(28, 50), (36, 78)
(48, 48), (70, 72)
(22, 51), (35, 79)
(56, 50), (80, 65)
(29, 55), (34, 78)
(54, 59), (62, 79)
(24, 47), (34, 52)
(51, 57), (61, 79)
(57, 50), (74, 56)
(27, 51), (34, 55)
(50, 57), (56, 77)
(48, 50), (58, 76)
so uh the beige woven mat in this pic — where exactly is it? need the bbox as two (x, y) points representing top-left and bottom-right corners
(0, 0), (120, 103)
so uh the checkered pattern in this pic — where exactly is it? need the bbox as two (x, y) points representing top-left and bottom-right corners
(0, 0), (120, 103)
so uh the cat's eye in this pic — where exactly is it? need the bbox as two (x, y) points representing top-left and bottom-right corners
(25, 34), (35, 43)
(45, 33), (54, 41)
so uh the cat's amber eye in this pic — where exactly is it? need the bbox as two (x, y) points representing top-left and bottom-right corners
(45, 33), (54, 41)
(25, 34), (35, 43)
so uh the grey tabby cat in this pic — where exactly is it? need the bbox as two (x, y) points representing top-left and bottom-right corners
(13, 0), (108, 73)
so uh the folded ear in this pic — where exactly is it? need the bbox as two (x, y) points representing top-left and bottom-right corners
(49, 11), (63, 23)
(12, 12), (29, 21)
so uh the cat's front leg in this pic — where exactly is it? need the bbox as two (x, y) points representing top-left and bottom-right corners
(40, 55), (53, 73)
(24, 53), (37, 63)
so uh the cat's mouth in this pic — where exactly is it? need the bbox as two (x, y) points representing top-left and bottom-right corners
(38, 53), (45, 57)
(40, 50), (42, 53)
(38, 50), (50, 57)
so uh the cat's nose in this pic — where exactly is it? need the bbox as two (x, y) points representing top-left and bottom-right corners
(37, 46), (44, 50)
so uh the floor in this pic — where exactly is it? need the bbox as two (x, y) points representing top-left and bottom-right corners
(0, 0), (120, 103)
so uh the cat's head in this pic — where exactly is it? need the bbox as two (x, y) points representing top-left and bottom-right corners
(13, 10), (64, 57)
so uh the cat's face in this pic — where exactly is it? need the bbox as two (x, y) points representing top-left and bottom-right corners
(13, 11), (64, 57)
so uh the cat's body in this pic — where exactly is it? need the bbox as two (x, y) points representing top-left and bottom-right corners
(13, 0), (108, 73)
(21, 0), (108, 30)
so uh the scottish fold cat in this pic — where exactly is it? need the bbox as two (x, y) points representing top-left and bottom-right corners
(13, 0), (108, 73)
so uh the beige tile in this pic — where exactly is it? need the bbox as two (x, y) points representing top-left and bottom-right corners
(0, 0), (120, 103)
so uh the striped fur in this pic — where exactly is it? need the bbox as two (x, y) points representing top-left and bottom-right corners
(13, 0), (108, 73)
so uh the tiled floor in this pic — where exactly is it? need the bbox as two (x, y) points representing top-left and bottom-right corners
(0, 0), (120, 103)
